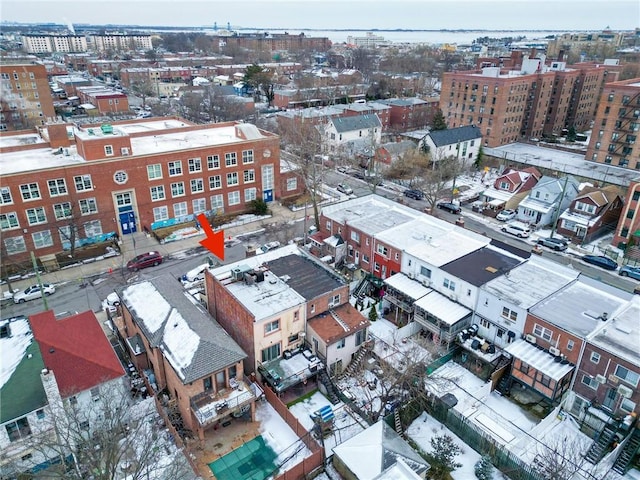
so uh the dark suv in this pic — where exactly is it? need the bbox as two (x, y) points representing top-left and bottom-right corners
(127, 251), (163, 271)
(403, 189), (424, 200)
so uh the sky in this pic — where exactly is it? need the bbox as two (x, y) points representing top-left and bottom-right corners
(2, 0), (639, 31)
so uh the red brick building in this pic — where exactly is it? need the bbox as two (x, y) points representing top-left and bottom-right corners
(75, 86), (130, 114)
(0, 118), (303, 271)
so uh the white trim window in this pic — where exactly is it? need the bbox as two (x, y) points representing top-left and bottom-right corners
(242, 150), (254, 164)
(171, 182), (185, 197)
(209, 175), (222, 190)
(20, 183), (41, 201)
(190, 178), (204, 193)
(0, 187), (13, 205)
(228, 191), (240, 206)
(173, 202), (188, 217)
(26, 207), (46, 225)
(150, 185), (165, 201)
(47, 179), (68, 197)
(192, 198), (206, 214)
(4, 236), (27, 254)
(243, 169), (255, 183)
(147, 164), (162, 180)
(227, 172), (239, 186)
(188, 157), (202, 173)
(168, 161), (183, 176)
(79, 198), (98, 215)
(53, 202), (72, 220)
(153, 206), (169, 222)
(74, 175), (93, 192)
(32, 230), (53, 249)
(533, 324), (553, 342)
(0, 212), (19, 230)
(244, 188), (257, 202)
(225, 152), (237, 167)
(207, 155), (220, 169)
(210, 194), (224, 213)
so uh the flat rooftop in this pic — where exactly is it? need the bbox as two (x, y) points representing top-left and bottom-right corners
(590, 298), (640, 368)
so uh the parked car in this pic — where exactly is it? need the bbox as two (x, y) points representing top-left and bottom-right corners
(501, 222), (531, 238)
(536, 237), (568, 251)
(336, 183), (353, 195)
(436, 201), (462, 214)
(256, 241), (281, 255)
(126, 251), (163, 271)
(13, 284), (56, 303)
(404, 189), (424, 200)
(496, 209), (517, 221)
(619, 265), (640, 280)
(581, 255), (618, 271)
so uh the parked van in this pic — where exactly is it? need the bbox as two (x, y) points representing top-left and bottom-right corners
(501, 222), (531, 238)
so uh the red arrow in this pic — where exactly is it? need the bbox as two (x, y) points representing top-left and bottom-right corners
(197, 213), (224, 261)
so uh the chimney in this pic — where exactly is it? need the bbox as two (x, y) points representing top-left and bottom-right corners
(47, 123), (71, 149)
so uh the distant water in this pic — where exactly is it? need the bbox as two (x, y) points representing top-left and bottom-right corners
(236, 29), (566, 45)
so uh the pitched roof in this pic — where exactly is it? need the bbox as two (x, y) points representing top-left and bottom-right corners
(29, 310), (125, 397)
(121, 275), (247, 383)
(0, 316), (47, 423)
(307, 303), (370, 345)
(427, 125), (482, 147)
(441, 246), (525, 287)
(330, 114), (381, 133)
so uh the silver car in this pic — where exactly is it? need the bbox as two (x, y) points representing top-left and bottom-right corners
(13, 284), (56, 303)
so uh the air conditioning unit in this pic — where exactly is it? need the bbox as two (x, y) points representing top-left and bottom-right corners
(407, 273), (414, 279)
(549, 346), (561, 356)
(299, 332), (306, 338)
(525, 334), (537, 344)
(595, 374), (606, 384)
(421, 279), (431, 288)
(618, 385), (633, 399)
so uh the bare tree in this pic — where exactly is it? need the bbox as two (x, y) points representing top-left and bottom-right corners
(130, 80), (157, 108)
(416, 157), (462, 214)
(19, 386), (196, 480)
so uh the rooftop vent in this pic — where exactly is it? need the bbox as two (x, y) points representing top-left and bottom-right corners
(100, 124), (113, 135)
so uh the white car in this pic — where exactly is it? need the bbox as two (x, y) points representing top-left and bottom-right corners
(496, 209), (517, 221)
(336, 183), (353, 195)
(501, 222), (531, 238)
(256, 241), (281, 254)
(13, 284), (56, 303)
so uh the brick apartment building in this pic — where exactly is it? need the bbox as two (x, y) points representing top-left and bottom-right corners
(213, 33), (331, 53)
(75, 86), (130, 114)
(0, 118), (304, 271)
(0, 63), (56, 131)
(441, 55), (620, 147)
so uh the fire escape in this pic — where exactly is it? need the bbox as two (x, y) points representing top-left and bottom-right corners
(608, 92), (640, 168)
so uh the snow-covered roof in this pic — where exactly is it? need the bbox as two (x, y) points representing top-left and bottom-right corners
(482, 256), (579, 308)
(504, 340), (574, 381)
(121, 275), (246, 383)
(589, 297), (640, 368)
(414, 290), (471, 325)
(374, 458), (424, 480)
(529, 278), (629, 337)
(427, 125), (482, 147)
(481, 187), (514, 203)
(322, 194), (416, 225)
(384, 273), (430, 300)
(330, 114), (381, 133)
(348, 208), (417, 235)
(403, 226), (490, 267)
(332, 420), (429, 480)
(0, 316), (33, 390)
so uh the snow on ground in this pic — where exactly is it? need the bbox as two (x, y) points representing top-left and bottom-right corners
(288, 391), (367, 452)
(255, 399), (313, 473)
(408, 411), (510, 480)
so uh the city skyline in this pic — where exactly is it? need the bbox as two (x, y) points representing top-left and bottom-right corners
(2, 0), (639, 31)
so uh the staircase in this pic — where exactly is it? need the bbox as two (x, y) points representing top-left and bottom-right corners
(317, 368), (340, 405)
(340, 343), (373, 380)
(353, 276), (368, 299)
(585, 422), (618, 464)
(394, 409), (403, 437)
(613, 427), (640, 475)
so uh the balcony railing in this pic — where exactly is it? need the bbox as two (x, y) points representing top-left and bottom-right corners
(190, 380), (259, 426)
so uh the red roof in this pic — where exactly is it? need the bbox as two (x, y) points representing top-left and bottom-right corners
(30, 310), (125, 397)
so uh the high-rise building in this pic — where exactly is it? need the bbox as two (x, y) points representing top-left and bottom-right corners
(22, 34), (88, 53)
(0, 63), (56, 131)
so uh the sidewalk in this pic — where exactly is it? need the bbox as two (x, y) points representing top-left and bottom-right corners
(2, 202), (306, 295)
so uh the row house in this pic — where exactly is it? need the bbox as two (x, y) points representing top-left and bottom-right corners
(480, 166), (541, 213)
(118, 275), (253, 440)
(556, 185), (624, 243)
(0, 118), (302, 271)
(271, 84), (367, 110)
(50, 74), (92, 97)
(515, 175), (580, 227)
(75, 86), (130, 114)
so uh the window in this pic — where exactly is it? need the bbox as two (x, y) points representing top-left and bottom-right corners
(207, 155), (220, 169)
(355, 329), (366, 346)
(74, 175), (93, 191)
(26, 207), (46, 225)
(227, 172), (239, 186)
(244, 188), (257, 202)
(116, 192), (133, 206)
(32, 230), (53, 249)
(265, 319), (280, 334)
(171, 182), (185, 197)
(520, 361), (529, 374)
(150, 185), (165, 201)
(190, 178), (204, 193)
(261, 343), (281, 362)
(79, 198), (98, 215)
(242, 149), (254, 164)
(614, 365), (639, 387)
(362, 254), (370, 263)
(243, 169), (255, 183)
(533, 324), (552, 342)
(0, 213), (19, 230)
(4, 236), (27, 254)
(620, 398), (636, 413)
(0, 187), (12, 204)
(336, 338), (345, 349)
(104, 145), (113, 156)
(188, 157), (202, 172)
(173, 202), (188, 217)
(48, 178), (68, 196)
(311, 304), (316, 314)
(113, 171), (128, 184)
(203, 376), (213, 391)
(589, 351), (601, 364)
(567, 340), (574, 351)
(192, 198), (206, 214)
(420, 266), (431, 278)
(225, 152), (237, 167)
(147, 164), (162, 180)
(20, 182), (41, 200)
(5, 417), (31, 442)
(501, 307), (517, 322)
(210, 194), (224, 213)
(376, 244), (389, 257)
(228, 191), (240, 205)
(153, 206), (169, 222)
(90, 387), (100, 401)
(582, 375), (599, 390)
(84, 220), (102, 237)
(168, 161), (183, 176)
(443, 278), (456, 291)
(351, 231), (360, 242)
(209, 175), (222, 190)
(329, 294), (340, 307)
(539, 374), (551, 388)
(286, 178), (297, 191)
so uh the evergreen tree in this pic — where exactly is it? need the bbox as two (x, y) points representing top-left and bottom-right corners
(431, 108), (447, 130)
(368, 304), (378, 322)
(428, 434), (462, 479)
(566, 126), (577, 142)
(474, 456), (495, 480)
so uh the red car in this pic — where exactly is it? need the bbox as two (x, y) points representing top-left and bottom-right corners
(127, 251), (163, 271)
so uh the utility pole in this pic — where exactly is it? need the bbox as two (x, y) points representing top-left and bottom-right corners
(550, 175), (570, 239)
(30, 251), (48, 311)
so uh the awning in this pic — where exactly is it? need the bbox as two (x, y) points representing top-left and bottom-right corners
(504, 339), (574, 381)
(384, 273), (430, 300)
(489, 198), (505, 206)
(414, 290), (471, 325)
(79, 103), (96, 109)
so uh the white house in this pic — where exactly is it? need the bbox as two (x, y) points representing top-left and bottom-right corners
(419, 125), (482, 166)
(325, 114), (382, 155)
(516, 175), (580, 226)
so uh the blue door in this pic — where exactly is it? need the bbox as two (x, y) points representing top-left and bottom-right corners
(263, 189), (273, 202)
(119, 211), (137, 235)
